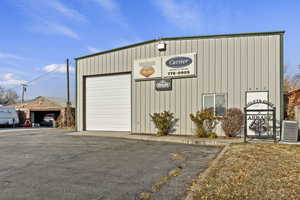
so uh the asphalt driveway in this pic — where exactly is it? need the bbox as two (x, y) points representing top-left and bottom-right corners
(0, 128), (221, 200)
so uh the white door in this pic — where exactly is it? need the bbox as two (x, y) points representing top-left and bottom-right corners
(85, 74), (131, 131)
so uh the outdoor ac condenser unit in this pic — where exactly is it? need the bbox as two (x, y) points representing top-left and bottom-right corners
(282, 120), (299, 142)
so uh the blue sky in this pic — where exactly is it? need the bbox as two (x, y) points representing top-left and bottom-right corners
(0, 0), (299, 100)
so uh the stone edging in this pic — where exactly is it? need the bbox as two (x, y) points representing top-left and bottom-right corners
(68, 132), (241, 146)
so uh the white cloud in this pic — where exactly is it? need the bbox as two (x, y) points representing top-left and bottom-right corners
(94, 0), (129, 28)
(34, 22), (80, 40)
(16, 1), (81, 40)
(87, 46), (101, 53)
(0, 73), (27, 86)
(50, 23), (80, 40)
(42, 64), (74, 73)
(0, 53), (23, 60)
(3, 73), (13, 80)
(153, 0), (202, 31)
(48, 0), (86, 22)
(95, 0), (120, 13)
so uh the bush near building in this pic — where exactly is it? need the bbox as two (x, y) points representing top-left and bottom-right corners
(190, 109), (217, 138)
(150, 111), (175, 136)
(221, 108), (244, 137)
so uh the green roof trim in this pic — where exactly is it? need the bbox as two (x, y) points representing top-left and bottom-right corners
(75, 30), (285, 60)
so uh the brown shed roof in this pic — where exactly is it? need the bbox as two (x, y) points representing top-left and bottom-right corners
(9, 96), (73, 110)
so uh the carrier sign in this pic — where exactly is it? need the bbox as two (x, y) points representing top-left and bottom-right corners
(163, 53), (196, 78)
(166, 57), (192, 68)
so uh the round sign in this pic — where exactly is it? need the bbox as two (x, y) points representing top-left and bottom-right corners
(165, 56), (192, 68)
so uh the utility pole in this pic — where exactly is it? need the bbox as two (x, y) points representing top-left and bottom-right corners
(21, 84), (27, 104)
(66, 59), (70, 107)
(66, 59), (71, 127)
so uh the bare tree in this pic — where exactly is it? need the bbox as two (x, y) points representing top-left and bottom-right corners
(284, 65), (300, 93)
(0, 86), (19, 105)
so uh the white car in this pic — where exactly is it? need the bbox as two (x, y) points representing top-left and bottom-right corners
(0, 106), (19, 126)
(40, 114), (55, 127)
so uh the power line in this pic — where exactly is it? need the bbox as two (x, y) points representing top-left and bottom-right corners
(8, 67), (61, 91)
(27, 68), (62, 85)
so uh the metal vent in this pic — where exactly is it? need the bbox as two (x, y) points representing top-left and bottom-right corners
(282, 120), (299, 142)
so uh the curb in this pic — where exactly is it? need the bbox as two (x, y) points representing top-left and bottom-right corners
(184, 144), (230, 200)
(68, 132), (241, 146)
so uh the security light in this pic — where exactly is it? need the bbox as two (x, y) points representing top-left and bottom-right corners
(157, 42), (166, 51)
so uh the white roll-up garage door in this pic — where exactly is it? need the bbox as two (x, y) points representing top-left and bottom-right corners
(85, 74), (131, 131)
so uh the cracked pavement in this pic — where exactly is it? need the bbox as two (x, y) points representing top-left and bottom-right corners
(0, 128), (221, 200)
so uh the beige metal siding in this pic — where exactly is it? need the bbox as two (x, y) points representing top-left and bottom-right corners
(76, 34), (282, 135)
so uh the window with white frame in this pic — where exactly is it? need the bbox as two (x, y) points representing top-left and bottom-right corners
(203, 94), (226, 116)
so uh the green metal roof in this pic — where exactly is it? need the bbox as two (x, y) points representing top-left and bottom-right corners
(75, 30), (285, 60)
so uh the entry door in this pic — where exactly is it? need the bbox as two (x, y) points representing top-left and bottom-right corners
(85, 74), (131, 131)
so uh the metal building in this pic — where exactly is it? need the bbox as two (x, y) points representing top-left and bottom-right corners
(75, 31), (284, 135)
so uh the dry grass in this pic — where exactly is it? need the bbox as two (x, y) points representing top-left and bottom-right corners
(192, 143), (300, 200)
(139, 166), (182, 199)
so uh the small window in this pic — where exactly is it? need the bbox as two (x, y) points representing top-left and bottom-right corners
(203, 94), (226, 116)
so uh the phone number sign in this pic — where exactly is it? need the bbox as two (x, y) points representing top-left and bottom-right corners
(162, 53), (196, 78)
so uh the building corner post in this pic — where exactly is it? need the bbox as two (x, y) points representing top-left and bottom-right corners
(280, 32), (284, 122)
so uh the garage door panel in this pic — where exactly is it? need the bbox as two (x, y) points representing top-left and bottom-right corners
(87, 113), (131, 118)
(86, 99), (130, 103)
(87, 89), (130, 95)
(85, 74), (131, 131)
(86, 104), (130, 109)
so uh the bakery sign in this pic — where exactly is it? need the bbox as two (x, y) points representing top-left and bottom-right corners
(133, 57), (162, 80)
(163, 53), (196, 78)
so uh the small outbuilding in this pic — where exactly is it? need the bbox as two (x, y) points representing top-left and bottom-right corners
(75, 31), (284, 136)
(10, 96), (73, 125)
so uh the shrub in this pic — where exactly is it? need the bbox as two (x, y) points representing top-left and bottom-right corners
(56, 107), (75, 128)
(207, 131), (218, 138)
(190, 109), (217, 137)
(150, 111), (175, 136)
(221, 108), (244, 137)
